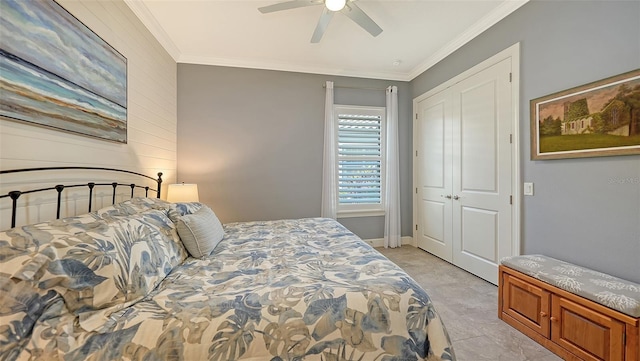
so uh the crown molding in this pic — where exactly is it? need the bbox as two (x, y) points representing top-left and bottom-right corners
(123, 0), (181, 61)
(407, 0), (529, 80)
(178, 54), (412, 82)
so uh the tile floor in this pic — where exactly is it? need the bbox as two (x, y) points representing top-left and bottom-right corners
(377, 246), (562, 361)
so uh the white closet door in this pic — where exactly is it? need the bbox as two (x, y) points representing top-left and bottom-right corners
(415, 91), (453, 261)
(451, 57), (513, 285)
(413, 48), (517, 285)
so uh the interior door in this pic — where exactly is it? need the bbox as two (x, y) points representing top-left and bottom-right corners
(414, 54), (515, 285)
(451, 58), (513, 285)
(415, 90), (453, 261)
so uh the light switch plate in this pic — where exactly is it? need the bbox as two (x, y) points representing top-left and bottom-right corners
(524, 182), (534, 196)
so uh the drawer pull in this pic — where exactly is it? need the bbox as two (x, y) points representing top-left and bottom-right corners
(550, 316), (558, 322)
(540, 312), (547, 318)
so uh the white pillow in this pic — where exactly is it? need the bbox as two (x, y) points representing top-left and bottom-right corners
(175, 205), (224, 258)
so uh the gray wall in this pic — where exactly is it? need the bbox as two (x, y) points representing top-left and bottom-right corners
(411, 0), (640, 282)
(177, 66), (412, 239)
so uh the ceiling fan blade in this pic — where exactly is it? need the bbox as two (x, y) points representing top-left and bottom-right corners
(311, 8), (334, 43)
(341, 1), (382, 37)
(258, 0), (321, 14)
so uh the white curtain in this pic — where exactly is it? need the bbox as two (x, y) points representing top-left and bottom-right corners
(321, 81), (337, 219)
(384, 85), (401, 248)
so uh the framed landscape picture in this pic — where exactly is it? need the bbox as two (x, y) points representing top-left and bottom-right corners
(530, 69), (640, 160)
(0, 0), (127, 143)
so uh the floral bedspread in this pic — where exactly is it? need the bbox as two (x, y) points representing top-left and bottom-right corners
(0, 198), (454, 361)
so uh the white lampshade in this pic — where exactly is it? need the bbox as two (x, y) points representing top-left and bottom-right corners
(325, 0), (346, 11)
(167, 183), (199, 202)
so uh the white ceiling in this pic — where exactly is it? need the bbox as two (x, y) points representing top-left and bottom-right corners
(125, 0), (528, 81)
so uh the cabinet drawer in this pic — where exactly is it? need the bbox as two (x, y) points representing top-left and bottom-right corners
(502, 272), (551, 337)
(551, 295), (625, 361)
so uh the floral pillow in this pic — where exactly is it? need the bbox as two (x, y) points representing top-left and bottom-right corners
(93, 197), (171, 221)
(0, 213), (107, 352)
(167, 201), (204, 224)
(1, 209), (187, 332)
(0, 212), (107, 264)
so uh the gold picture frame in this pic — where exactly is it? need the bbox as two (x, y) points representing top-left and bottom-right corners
(530, 69), (640, 160)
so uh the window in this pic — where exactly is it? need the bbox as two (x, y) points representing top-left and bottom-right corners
(334, 105), (386, 217)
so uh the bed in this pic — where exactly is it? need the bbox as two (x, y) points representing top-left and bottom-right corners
(0, 167), (455, 361)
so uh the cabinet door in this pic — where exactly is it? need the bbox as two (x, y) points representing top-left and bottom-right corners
(551, 295), (625, 361)
(502, 272), (551, 337)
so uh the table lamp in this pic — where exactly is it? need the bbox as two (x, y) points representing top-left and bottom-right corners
(167, 183), (199, 202)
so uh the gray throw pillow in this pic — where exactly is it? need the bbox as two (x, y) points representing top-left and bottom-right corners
(175, 205), (224, 258)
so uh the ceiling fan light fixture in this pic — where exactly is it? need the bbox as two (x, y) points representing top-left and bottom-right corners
(325, 0), (346, 12)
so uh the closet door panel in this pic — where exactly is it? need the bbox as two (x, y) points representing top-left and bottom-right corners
(415, 92), (453, 261)
(451, 58), (513, 285)
(460, 207), (498, 262)
(421, 200), (446, 246)
(459, 80), (498, 193)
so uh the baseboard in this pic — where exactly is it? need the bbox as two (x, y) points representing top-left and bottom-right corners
(366, 236), (413, 248)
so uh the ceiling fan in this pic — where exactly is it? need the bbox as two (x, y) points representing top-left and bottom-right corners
(258, 0), (383, 43)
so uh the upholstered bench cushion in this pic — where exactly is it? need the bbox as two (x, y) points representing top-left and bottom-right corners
(501, 255), (640, 317)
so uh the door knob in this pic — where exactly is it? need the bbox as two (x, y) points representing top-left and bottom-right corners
(540, 311), (547, 318)
(445, 195), (452, 199)
(453, 195), (459, 200)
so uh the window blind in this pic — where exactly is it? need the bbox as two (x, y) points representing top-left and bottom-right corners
(337, 113), (382, 205)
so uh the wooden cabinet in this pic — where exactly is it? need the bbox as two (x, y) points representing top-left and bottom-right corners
(551, 295), (625, 360)
(499, 265), (640, 361)
(502, 272), (551, 338)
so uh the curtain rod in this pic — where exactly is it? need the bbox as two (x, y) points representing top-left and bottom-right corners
(322, 84), (387, 91)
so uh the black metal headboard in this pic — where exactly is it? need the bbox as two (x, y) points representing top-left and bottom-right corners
(0, 167), (163, 228)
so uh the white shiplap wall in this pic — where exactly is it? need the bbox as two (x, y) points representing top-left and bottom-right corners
(0, 0), (177, 230)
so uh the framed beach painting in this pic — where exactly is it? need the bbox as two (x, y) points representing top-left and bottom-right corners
(531, 69), (640, 160)
(0, 0), (127, 143)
